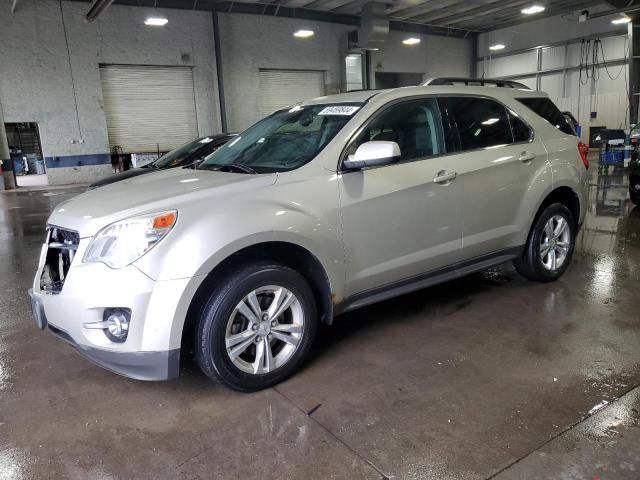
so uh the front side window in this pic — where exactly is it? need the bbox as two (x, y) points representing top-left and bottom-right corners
(445, 97), (513, 150)
(346, 98), (445, 164)
(200, 104), (360, 173)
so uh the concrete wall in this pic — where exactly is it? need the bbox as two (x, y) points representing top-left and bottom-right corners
(0, 0), (219, 185)
(218, 15), (473, 131)
(1, 3), (475, 183)
(218, 13), (352, 132)
(371, 30), (473, 83)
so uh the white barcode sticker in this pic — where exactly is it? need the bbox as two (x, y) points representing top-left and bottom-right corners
(318, 105), (361, 116)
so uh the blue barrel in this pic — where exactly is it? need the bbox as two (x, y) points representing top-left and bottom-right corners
(13, 157), (25, 175)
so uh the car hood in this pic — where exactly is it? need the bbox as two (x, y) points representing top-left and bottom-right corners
(48, 167), (277, 237)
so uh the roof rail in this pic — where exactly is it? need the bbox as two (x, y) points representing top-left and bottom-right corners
(423, 77), (531, 89)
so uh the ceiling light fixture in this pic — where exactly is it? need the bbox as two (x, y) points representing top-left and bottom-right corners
(294, 29), (314, 38)
(402, 37), (421, 45)
(489, 44), (505, 51)
(611, 16), (631, 25)
(145, 17), (168, 26)
(521, 5), (545, 15)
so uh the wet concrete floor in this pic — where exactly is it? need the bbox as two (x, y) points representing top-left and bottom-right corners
(1, 160), (639, 479)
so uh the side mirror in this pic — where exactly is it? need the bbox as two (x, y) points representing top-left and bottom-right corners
(343, 141), (401, 170)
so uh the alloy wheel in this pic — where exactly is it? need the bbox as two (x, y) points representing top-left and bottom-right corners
(539, 214), (571, 271)
(224, 285), (304, 375)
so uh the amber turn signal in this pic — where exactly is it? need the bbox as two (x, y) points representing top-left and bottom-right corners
(152, 212), (177, 229)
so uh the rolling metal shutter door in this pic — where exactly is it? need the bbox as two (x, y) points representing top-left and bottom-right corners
(258, 69), (326, 117)
(100, 65), (198, 153)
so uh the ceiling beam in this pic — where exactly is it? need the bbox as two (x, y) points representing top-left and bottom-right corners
(411, 0), (505, 24)
(86, 0), (115, 22)
(387, 0), (468, 19)
(436, 0), (533, 27)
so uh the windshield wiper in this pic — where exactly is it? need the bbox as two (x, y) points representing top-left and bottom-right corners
(200, 163), (258, 174)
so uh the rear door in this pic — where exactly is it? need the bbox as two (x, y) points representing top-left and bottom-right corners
(440, 96), (548, 258)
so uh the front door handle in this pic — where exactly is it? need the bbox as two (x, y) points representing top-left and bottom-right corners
(519, 151), (536, 163)
(433, 170), (457, 184)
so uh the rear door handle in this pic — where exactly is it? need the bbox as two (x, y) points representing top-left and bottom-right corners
(519, 151), (536, 163)
(433, 170), (457, 184)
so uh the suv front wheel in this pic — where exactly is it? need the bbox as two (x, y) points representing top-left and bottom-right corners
(514, 203), (577, 282)
(195, 261), (317, 391)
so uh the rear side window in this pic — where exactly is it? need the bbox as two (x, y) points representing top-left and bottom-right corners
(516, 97), (574, 136)
(444, 97), (513, 150)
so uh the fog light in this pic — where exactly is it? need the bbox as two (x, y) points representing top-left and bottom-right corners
(104, 309), (130, 342)
(634, 183), (640, 191)
(83, 308), (131, 343)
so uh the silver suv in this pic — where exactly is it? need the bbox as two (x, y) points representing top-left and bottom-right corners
(29, 79), (589, 391)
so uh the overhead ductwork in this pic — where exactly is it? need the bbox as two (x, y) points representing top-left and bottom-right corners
(353, 2), (389, 50)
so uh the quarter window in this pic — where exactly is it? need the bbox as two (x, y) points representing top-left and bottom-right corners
(516, 97), (574, 136)
(347, 98), (445, 164)
(445, 97), (513, 150)
(509, 111), (533, 143)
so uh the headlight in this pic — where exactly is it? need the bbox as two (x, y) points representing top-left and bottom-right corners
(84, 211), (177, 268)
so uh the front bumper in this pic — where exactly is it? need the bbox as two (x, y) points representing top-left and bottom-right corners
(29, 248), (197, 381)
(29, 288), (179, 380)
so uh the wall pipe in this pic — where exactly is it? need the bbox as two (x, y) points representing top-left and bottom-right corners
(212, 11), (228, 133)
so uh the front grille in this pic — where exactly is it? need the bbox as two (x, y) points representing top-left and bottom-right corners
(40, 226), (80, 294)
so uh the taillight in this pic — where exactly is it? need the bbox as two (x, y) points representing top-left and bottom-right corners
(578, 142), (589, 169)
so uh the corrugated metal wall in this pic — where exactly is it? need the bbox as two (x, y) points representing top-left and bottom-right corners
(100, 65), (199, 153)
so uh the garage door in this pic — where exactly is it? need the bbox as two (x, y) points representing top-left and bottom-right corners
(258, 69), (326, 117)
(100, 65), (198, 153)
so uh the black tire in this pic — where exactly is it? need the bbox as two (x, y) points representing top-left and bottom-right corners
(514, 203), (577, 282)
(195, 261), (317, 392)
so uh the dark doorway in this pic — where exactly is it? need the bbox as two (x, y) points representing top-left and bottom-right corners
(5, 122), (48, 186)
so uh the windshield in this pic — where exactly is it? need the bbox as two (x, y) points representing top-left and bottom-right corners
(200, 104), (361, 173)
(152, 137), (214, 168)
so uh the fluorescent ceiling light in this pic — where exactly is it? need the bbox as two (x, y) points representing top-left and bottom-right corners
(145, 17), (168, 26)
(482, 118), (500, 125)
(612, 16), (631, 24)
(489, 44), (505, 51)
(402, 37), (421, 45)
(521, 5), (545, 15)
(294, 29), (314, 38)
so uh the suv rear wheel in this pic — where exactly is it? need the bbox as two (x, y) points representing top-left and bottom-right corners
(514, 203), (576, 282)
(195, 261), (317, 391)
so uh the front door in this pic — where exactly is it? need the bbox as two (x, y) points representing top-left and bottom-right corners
(338, 97), (464, 297)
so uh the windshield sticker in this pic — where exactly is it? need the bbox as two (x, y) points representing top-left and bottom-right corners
(318, 106), (360, 116)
